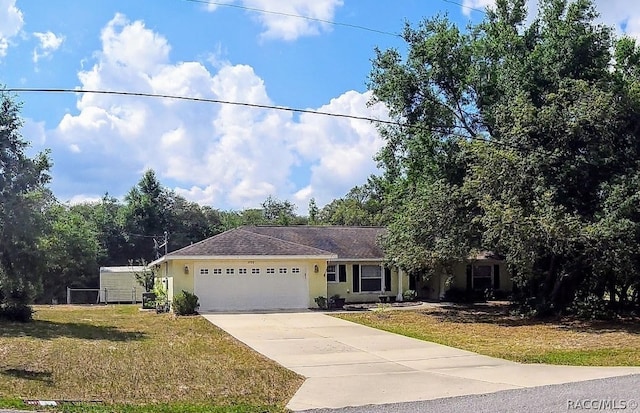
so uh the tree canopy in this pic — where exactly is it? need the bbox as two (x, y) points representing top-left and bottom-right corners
(369, 0), (640, 316)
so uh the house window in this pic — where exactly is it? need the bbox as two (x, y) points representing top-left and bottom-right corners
(292, 268), (300, 273)
(266, 268), (275, 274)
(327, 265), (337, 282)
(360, 265), (382, 292)
(473, 265), (493, 290)
(238, 268), (247, 274)
(213, 268), (222, 275)
(200, 268), (209, 275)
(338, 264), (347, 283)
(279, 268), (287, 274)
(226, 268), (234, 275)
(251, 268), (260, 274)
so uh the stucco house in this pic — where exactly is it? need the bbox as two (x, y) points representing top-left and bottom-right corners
(149, 225), (512, 312)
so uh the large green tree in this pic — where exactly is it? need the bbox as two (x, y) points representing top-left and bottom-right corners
(370, 0), (640, 316)
(0, 92), (52, 305)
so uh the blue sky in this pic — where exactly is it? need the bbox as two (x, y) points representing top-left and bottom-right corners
(2, 0), (639, 213)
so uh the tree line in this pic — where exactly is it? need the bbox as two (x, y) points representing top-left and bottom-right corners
(3, 0), (640, 319)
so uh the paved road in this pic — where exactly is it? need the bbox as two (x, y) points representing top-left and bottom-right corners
(300, 374), (640, 413)
(203, 312), (640, 410)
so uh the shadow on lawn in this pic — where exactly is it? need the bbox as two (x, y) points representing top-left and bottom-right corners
(424, 303), (640, 335)
(1, 368), (53, 384)
(0, 320), (146, 341)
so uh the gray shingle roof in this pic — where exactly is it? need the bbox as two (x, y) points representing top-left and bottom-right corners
(164, 226), (385, 259)
(244, 226), (385, 259)
(165, 228), (336, 257)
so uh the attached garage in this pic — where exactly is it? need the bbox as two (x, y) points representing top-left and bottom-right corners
(193, 262), (310, 312)
(150, 227), (336, 312)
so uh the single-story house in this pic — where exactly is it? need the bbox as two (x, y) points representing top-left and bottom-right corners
(149, 226), (512, 312)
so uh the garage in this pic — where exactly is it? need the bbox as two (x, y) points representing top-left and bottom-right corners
(194, 262), (310, 312)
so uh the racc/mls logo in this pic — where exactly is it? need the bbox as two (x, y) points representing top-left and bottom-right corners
(567, 399), (638, 410)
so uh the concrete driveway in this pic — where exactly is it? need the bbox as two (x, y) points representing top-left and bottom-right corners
(202, 312), (640, 411)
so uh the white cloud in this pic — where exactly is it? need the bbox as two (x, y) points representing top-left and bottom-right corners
(33, 31), (65, 63)
(461, 0), (640, 40)
(52, 14), (388, 212)
(21, 118), (47, 145)
(64, 194), (103, 205)
(0, 0), (24, 58)
(205, 0), (344, 41)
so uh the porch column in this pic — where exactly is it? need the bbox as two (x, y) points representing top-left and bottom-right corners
(380, 263), (386, 293)
(396, 268), (404, 302)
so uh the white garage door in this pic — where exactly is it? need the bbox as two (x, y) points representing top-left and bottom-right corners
(194, 264), (309, 312)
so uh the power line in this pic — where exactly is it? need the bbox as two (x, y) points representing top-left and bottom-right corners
(441, 0), (488, 15)
(5, 87), (524, 151)
(183, 0), (401, 38)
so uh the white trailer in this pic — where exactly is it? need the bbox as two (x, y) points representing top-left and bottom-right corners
(99, 266), (148, 303)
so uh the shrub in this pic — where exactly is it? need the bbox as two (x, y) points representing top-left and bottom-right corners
(172, 290), (200, 316)
(314, 296), (327, 309)
(402, 289), (417, 302)
(0, 303), (34, 322)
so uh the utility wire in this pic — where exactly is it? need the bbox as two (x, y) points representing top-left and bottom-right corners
(5, 87), (524, 151)
(183, 0), (401, 38)
(441, 0), (488, 15)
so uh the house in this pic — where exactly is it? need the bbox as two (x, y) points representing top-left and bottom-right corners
(149, 226), (512, 312)
(415, 251), (513, 300)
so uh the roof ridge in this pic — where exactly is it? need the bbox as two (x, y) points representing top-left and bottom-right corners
(166, 227), (241, 256)
(238, 227), (335, 255)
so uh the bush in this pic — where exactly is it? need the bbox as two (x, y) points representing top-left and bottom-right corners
(443, 287), (487, 303)
(0, 303), (34, 322)
(403, 289), (417, 301)
(314, 296), (327, 309)
(172, 290), (199, 315)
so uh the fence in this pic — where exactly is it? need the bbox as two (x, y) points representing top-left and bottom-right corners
(66, 287), (140, 304)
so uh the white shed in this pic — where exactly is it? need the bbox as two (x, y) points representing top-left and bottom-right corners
(99, 266), (148, 303)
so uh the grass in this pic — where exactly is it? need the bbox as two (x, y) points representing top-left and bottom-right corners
(0, 305), (303, 412)
(336, 303), (640, 366)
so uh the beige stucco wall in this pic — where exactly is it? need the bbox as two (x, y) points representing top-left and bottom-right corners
(158, 257), (328, 308)
(417, 261), (514, 300)
(326, 262), (411, 303)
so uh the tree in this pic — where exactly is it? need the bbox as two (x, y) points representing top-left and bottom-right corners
(308, 198), (319, 225)
(0, 91), (52, 307)
(39, 204), (100, 303)
(262, 195), (298, 225)
(318, 180), (385, 226)
(369, 0), (640, 316)
(122, 170), (171, 261)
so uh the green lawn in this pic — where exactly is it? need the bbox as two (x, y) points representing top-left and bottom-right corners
(336, 303), (640, 366)
(0, 305), (303, 413)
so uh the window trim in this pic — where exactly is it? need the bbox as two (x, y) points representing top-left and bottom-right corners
(326, 264), (337, 283)
(359, 264), (382, 292)
(472, 264), (493, 290)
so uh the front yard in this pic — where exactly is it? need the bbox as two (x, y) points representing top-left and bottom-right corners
(0, 305), (303, 413)
(337, 303), (640, 366)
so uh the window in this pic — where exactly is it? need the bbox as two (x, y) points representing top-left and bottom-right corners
(360, 265), (382, 292)
(473, 265), (493, 290)
(238, 268), (247, 274)
(338, 264), (346, 283)
(213, 268), (222, 275)
(327, 265), (336, 282)
(251, 268), (260, 274)
(226, 268), (234, 275)
(291, 268), (300, 273)
(279, 268), (287, 274)
(266, 268), (275, 274)
(200, 268), (209, 275)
